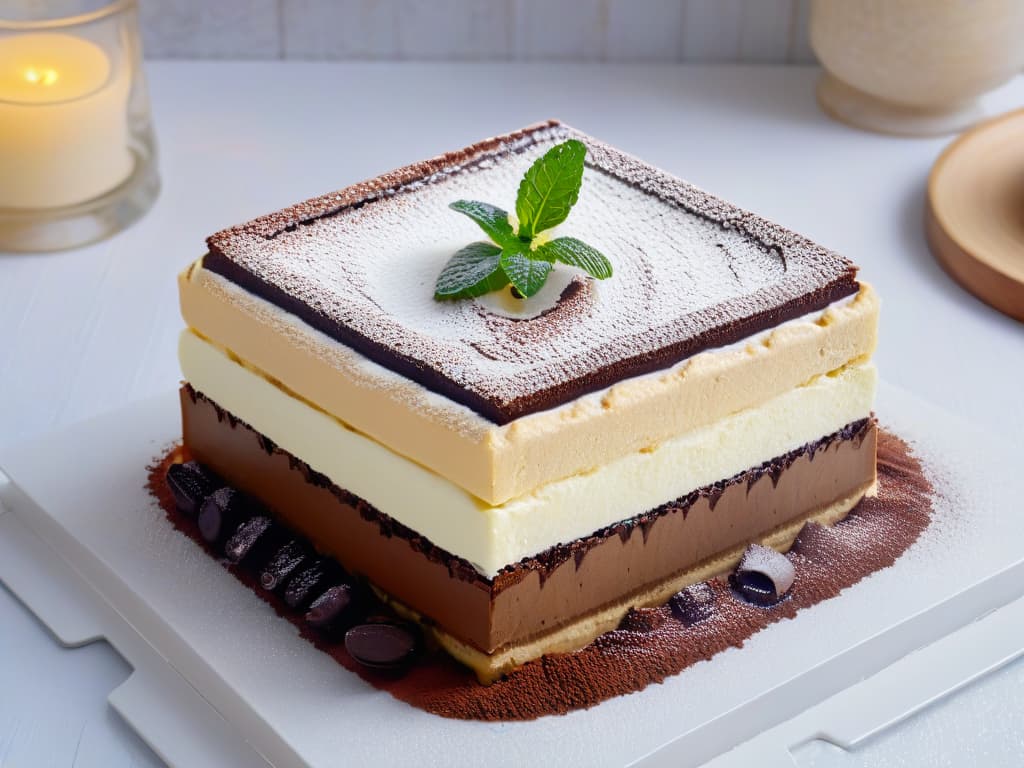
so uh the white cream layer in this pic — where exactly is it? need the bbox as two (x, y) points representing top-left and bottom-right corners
(180, 330), (876, 577)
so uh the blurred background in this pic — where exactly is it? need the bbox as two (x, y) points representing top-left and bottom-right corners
(138, 0), (817, 63)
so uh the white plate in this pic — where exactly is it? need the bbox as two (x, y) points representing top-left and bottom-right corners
(0, 382), (1019, 768)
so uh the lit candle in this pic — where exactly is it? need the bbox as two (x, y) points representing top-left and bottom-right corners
(0, 32), (132, 209)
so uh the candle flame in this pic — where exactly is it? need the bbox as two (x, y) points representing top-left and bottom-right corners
(23, 67), (59, 87)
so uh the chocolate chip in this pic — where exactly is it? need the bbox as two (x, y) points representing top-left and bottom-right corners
(284, 558), (345, 610)
(224, 515), (284, 566)
(305, 584), (358, 630)
(731, 544), (795, 606)
(669, 582), (716, 625)
(345, 622), (419, 671)
(166, 461), (219, 518)
(259, 539), (311, 591)
(197, 488), (253, 546)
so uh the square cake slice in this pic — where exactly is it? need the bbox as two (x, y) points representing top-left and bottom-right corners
(174, 120), (879, 682)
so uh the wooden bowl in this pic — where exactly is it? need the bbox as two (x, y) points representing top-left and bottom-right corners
(926, 108), (1024, 322)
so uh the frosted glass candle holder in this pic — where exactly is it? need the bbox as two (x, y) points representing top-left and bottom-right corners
(0, 0), (159, 252)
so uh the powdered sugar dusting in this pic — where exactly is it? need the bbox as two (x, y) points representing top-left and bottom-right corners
(207, 122), (857, 421)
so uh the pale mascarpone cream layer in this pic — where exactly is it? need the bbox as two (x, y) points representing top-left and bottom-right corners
(179, 264), (879, 505)
(180, 330), (876, 578)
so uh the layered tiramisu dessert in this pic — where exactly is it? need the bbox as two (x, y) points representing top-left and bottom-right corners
(167, 120), (880, 685)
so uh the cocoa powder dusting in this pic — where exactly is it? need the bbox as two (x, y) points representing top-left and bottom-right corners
(147, 430), (932, 721)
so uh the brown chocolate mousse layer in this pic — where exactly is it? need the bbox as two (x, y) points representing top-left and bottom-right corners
(203, 120), (859, 424)
(181, 385), (876, 654)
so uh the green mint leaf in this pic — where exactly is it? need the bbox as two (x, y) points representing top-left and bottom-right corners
(435, 138), (611, 303)
(500, 248), (553, 298)
(434, 242), (508, 299)
(454, 266), (510, 299)
(537, 237), (613, 280)
(449, 200), (516, 247)
(515, 139), (586, 240)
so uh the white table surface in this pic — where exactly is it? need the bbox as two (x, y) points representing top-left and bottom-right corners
(0, 62), (1021, 768)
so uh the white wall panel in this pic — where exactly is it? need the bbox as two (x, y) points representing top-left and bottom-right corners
(395, 0), (514, 60)
(512, 0), (608, 61)
(738, 0), (792, 62)
(680, 0), (743, 62)
(281, 0), (397, 60)
(789, 0), (816, 63)
(140, 0), (281, 59)
(606, 0), (687, 61)
(136, 0), (814, 63)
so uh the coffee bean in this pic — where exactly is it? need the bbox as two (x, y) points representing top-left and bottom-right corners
(284, 558), (345, 610)
(305, 584), (358, 630)
(166, 461), (219, 518)
(224, 515), (284, 566)
(669, 582), (716, 625)
(345, 622), (419, 671)
(197, 488), (252, 546)
(259, 539), (310, 592)
(731, 544), (795, 606)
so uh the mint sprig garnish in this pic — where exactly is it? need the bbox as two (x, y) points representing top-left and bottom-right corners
(536, 236), (613, 279)
(448, 200), (515, 244)
(435, 139), (612, 300)
(500, 247), (553, 297)
(433, 241), (509, 299)
(515, 139), (585, 240)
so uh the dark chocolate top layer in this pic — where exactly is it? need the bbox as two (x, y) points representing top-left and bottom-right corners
(204, 120), (859, 424)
